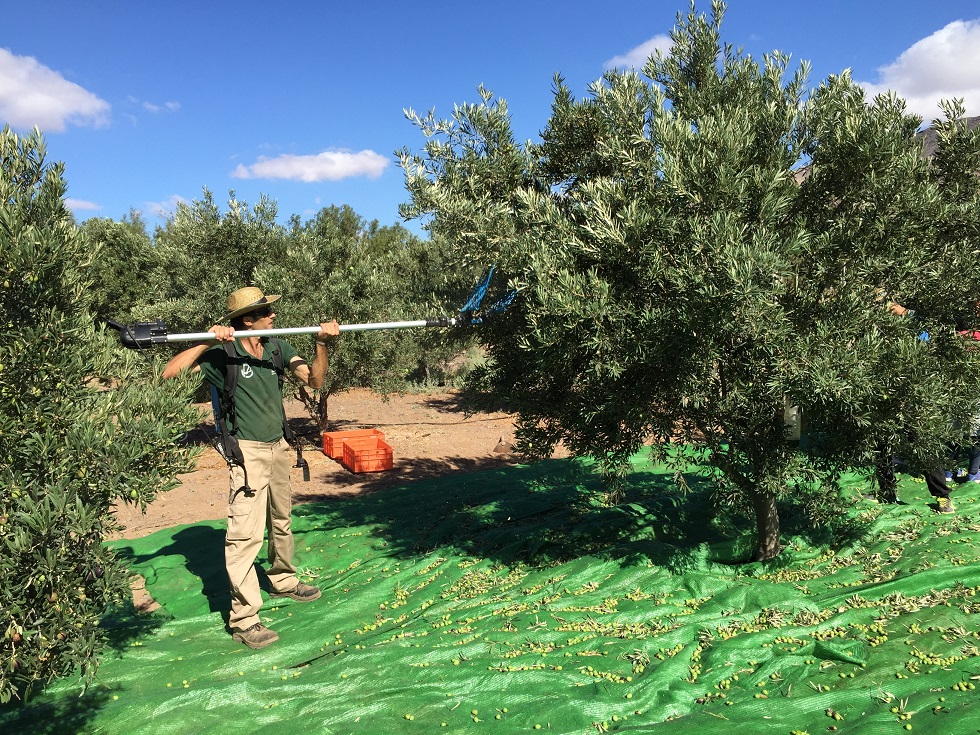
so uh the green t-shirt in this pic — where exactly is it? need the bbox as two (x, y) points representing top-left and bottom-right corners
(198, 338), (299, 442)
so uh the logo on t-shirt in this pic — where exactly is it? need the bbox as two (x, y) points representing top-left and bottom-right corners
(241, 364), (254, 379)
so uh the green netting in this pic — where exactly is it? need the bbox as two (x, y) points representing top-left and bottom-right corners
(3, 453), (980, 734)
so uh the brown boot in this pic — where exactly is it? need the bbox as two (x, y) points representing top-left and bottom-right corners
(232, 623), (279, 649)
(271, 581), (322, 602)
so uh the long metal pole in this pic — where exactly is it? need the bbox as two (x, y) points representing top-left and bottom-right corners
(165, 318), (458, 343)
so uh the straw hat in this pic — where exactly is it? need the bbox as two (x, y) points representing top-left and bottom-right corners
(222, 286), (281, 321)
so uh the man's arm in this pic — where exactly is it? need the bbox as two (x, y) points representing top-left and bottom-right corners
(289, 321), (339, 389)
(887, 301), (914, 318)
(872, 288), (915, 318)
(162, 324), (235, 379)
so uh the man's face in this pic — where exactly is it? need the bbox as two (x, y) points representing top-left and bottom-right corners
(245, 306), (275, 328)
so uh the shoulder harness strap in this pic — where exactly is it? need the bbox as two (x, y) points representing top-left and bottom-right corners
(221, 342), (241, 432)
(263, 338), (296, 444)
(211, 342), (247, 477)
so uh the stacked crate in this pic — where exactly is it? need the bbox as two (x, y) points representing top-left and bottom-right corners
(322, 429), (393, 473)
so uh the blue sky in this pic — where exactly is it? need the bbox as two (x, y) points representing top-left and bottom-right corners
(2, 1), (979, 235)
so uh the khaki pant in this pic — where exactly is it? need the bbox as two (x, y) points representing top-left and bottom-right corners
(226, 437), (297, 631)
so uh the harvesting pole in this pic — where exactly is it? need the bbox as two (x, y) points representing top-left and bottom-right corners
(106, 266), (517, 350)
(106, 317), (458, 350)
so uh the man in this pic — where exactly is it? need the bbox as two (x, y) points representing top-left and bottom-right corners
(884, 298), (956, 513)
(163, 287), (340, 648)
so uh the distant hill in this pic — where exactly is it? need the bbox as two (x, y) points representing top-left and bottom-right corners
(791, 115), (979, 182)
(917, 115), (980, 157)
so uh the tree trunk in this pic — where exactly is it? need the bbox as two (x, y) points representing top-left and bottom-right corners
(748, 486), (781, 561)
(317, 391), (330, 429)
(873, 444), (898, 503)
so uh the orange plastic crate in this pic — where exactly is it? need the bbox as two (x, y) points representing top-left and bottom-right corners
(341, 436), (393, 473)
(322, 428), (385, 459)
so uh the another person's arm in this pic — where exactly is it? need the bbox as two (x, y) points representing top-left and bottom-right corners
(887, 301), (914, 318)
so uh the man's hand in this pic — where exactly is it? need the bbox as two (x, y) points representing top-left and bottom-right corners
(303, 321), (338, 390)
(316, 320), (340, 343)
(210, 324), (235, 343)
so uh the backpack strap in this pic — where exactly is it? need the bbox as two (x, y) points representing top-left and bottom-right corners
(267, 339), (310, 480)
(221, 341), (241, 429)
(266, 338), (296, 444)
(210, 342), (248, 488)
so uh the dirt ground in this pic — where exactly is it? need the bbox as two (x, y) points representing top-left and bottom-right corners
(110, 388), (553, 541)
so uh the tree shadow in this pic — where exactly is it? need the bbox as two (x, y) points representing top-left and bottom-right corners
(110, 449), (882, 641)
(288, 456), (756, 573)
(0, 597), (166, 733)
(0, 689), (116, 735)
(99, 602), (167, 651)
(114, 525), (230, 620)
(0, 573), (174, 732)
(419, 392), (482, 414)
(290, 449), (882, 576)
(291, 454), (526, 503)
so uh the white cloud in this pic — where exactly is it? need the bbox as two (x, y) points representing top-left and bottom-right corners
(604, 34), (673, 70)
(65, 197), (101, 211)
(143, 194), (188, 218)
(0, 48), (110, 132)
(230, 149), (390, 182)
(858, 19), (980, 119)
(140, 99), (181, 114)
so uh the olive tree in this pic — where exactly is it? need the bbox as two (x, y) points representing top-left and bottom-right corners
(142, 188), (290, 332)
(140, 196), (464, 427)
(0, 127), (201, 702)
(80, 211), (159, 324)
(400, 2), (980, 560)
(257, 205), (468, 424)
